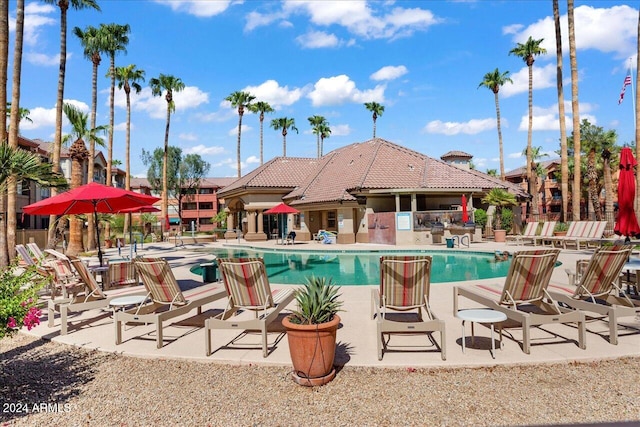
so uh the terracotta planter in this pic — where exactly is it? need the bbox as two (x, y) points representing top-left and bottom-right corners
(283, 314), (340, 386)
(493, 229), (506, 243)
(553, 231), (567, 237)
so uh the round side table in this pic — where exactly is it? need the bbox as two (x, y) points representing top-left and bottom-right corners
(456, 309), (507, 359)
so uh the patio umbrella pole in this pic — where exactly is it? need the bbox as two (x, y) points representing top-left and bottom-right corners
(93, 202), (103, 267)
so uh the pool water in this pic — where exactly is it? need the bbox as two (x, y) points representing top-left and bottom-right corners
(191, 248), (514, 286)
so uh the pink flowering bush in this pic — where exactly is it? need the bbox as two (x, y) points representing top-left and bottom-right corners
(0, 263), (48, 339)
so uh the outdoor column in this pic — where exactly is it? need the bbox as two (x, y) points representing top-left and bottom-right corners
(224, 210), (236, 239)
(257, 211), (264, 234)
(244, 210), (266, 242)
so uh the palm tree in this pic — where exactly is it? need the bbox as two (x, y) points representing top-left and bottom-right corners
(43, 0), (100, 248)
(225, 91), (255, 177)
(0, 0), (8, 146)
(4, 0), (25, 264)
(319, 122), (331, 157)
(270, 117), (298, 157)
(149, 74), (185, 234)
(100, 22), (130, 188)
(62, 103), (107, 255)
(567, 0), (581, 221)
(553, 0), (570, 223)
(308, 115), (327, 158)
(478, 68), (512, 181)
(248, 101), (274, 165)
(113, 64), (144, 239)
(481, 188), (517, 232)
(510, 36), (546, 220)
(364, 102), (384, 138)
(73, 24), (108, 250)
(522, 146), (549, 215)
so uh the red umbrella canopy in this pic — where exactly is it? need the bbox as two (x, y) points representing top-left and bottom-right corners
(614, 147), (640, 239)
(461, 195), (469, 223)
(23, 182), (159, 216)
(264, 203), (300, 215)
(117, 205), (160, 214)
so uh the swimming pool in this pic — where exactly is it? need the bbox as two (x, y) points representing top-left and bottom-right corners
(191, 248), (514, 286)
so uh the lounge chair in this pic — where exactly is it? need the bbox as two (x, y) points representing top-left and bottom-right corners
(26, 243), (46, 262)
(453, 249), (586, 354)
(115, 257), (227, 348)
(371, 255), (446, 360)
(545, 221), (592, 249)
(505, 222), (537, 246)
(106, 260), (139, 290)
(204, 257), (295, 357)
(47, 256), (146, 335)
(15, 244), (38, 266)
(532, 221), (556, 246)
(576, 220), (608, 249)
(43, 257), (84, 299)
(548, 245), (639, 345)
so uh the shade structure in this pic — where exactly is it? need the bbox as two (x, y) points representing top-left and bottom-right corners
(461, 195), (469, 223)
(614, 147), (640, 241)
(23, 182), (160, 265)
(264, 203), (299, 243)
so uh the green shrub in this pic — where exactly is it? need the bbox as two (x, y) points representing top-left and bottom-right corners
(474, 209), (487, 230)
(501, 208), (514, 232)
(0, 264), (49, 339)
(288, 276), (343, 325)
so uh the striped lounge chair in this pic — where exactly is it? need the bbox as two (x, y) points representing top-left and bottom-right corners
(532, 221), (556, 246)
(454, 249), (586, 354)
(15, 244), (38, 267)
(205, 257), (295, 357)
(371, 256), (446, 360)
(548, 245), (639, 345)
(115, 257), (227, 348)
(47, 256), (147, 335)
(106, 261), (139, 290)
(506, 221), (537, 246)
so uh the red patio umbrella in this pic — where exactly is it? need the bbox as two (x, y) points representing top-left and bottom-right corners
(264, 203), (299, 243)
(23, 182), (159, 265)
(461, 194), (469, 223)
(614, 147), (640, 241)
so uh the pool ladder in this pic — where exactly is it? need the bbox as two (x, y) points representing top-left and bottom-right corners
(451, 235), (470, 248)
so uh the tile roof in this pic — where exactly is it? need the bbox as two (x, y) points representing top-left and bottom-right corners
(505, 158), (561, 178)
(220, 138), (529, 205)
(441, 150), (473, 159)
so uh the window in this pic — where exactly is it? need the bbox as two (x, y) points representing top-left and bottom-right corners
(199, 217), (213, 225)
(199, 188), (213, 194)
(199, 202), (213, 210)
(327, 211), (336, 228)
(183, 202), (197, 210)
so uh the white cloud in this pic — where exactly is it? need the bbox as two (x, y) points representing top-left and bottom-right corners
(113, 122), (129, 132)
(24, 52), (64, 66)
(20, 3), (56, 46)
(370, 65), (408, 81)
(183, 144), (225, 156)
(153, 0), (239, 17)
(179, 132), (198, 141)
(129, 86), (209, 119)
(507, 5), (638, 60)
(20, 106), (55, 130)
(423, 118), (495, 136)
(500, 63), (556, 98)
(242, 80), (305, 108)
(307, 75), (385, 106)
(227, 124), (251, 137)
(517, 102), (597, 132)
(295, 30), (340, 49)
(330, 124), (351, 136)
(282, 1), (441, 40)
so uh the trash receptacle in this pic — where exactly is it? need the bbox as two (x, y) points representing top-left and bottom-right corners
(446, 238), (454, 248)
(201, 262), (217, 283)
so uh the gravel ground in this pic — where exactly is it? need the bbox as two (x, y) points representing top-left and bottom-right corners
(1, 333), (639, 427)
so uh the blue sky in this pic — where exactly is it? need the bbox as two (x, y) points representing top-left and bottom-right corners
(10, 0), (640, 178)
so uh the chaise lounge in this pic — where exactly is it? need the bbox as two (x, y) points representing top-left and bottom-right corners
(454, 249), (586, 354)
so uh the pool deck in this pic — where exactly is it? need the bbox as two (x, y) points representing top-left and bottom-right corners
(26, 237), (640, 369)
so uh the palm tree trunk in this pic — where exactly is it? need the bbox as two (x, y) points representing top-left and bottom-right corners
(123, 89), (132, 239)
(87, 59), (99, 250)
(236, 114), (242, 177)
(48, 1), (69, 249)
(554, 0), (570, 223)
(494, 91), (505, 181)
(5, 0), (24, 264)
(259, 114), (264, 165)
(587, 148), (601, 220)
(527, 64), (538, 216)
(568, 0), (581, 221)
(162, 106), (171, 241)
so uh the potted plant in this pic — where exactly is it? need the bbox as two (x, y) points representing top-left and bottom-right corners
(554, 222), (569, 236)
(282, 275), (343, 386)
(481, 188), (517, 243)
